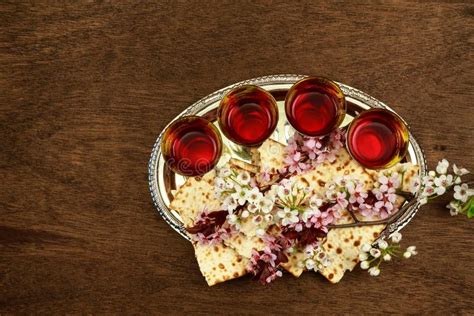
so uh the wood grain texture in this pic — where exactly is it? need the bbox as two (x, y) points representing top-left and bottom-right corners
(1, 1), (473, 314)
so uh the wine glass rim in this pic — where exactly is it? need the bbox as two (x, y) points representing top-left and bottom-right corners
(219, 84), (278, 105)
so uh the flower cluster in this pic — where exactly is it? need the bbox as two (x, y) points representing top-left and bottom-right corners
(267, 179), (310, 223)
(448, 183), (474, 217)
(365, 174), (401, 219)
(359, 232), (416, 276)
(186, 210), (234, 245)
(267, 179), (339, 246)
(324, 174), (402, 220)
(282, 128), (345, 175)
(209, 141), (472, 285)
(300, 244), (331, 272)
(248, 236), (289, 285)
(214, 167), (275, 230)
(416, 159), (473, 217)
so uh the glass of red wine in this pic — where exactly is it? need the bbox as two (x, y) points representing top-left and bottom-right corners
(161, 116), (222, 176)
(218, 85), (279, 147)
(346, 108), (409, 169)
(285, 76), (346, 137)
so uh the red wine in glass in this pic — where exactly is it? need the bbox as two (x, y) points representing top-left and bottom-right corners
(346, 109), (409, 169)
(218, 85), (279, 147)
(285, 77), (346, 137)
(161, 116), (222, 176)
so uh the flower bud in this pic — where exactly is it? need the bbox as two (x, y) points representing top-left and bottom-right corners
(383, 254), (392, 261)
(360, 261), (370, 270)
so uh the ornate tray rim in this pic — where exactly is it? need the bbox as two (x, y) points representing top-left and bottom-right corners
(148, 74), (428, 241)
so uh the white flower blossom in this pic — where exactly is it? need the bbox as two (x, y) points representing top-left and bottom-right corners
(257, 197), (274, 214)
(227, 214), (240, 228)
(218, 167), (231, 178)
(276, 181), (292, 198)
(435, 187), (446, 196)
(383, 254), (392, 261)
(421, 184), (435, 197)
(377, 240), (388, 250)
(359, 252), (369, 261)
(370, 248), (381, 258)
(446, 201), (461, 216)
(236, 171), (251, 184)
(264, 214), (273, 222)
(404, 246), (418, 258)
(407, 246), (418, 255)
(325, 187), (339, 201)
(436, 159), (449, 175)
(232, 185), (249, 205)
(305, 259), (316, 270)
(319, 254), (331, 268)
(334, 175), (351, 187)
(453, 164), (469, 176)
(368, 266), (380, 276)
(277, 207), (299, 226)
(304, 245), (315, 257)
(422, 175), (435, 186)
(301, 208), (316, 222)
(453, 183), (472, 203)
(390, 232), (402, 243)
(409, 177), (421, 194)
(225, 180), (234, 190)
(215, 177), (226, 191)
(433, 174), (453, 195)
(223, 196), (238, 213)
(309, 196), (323, 209)
(248, 203), (259, 213)
(247, 187), (263, 204)
(360, 261), (370, 270)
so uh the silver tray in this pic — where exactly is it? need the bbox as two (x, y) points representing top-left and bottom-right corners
(148, 74), (427, 241)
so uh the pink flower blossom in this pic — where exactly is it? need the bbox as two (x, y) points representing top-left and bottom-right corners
(302, 137), (323, 160)
(282, 128), (346, 176)
(359, 188), (398, 219)
(248, 241), (288, 285)
(294, 222), (303, 232)
(283, 150), (311, 174)
(302, 203), (340, 232)
(256, 168), (272, 185)
(348, 182), (368, 205)
(378, 173), (401, 193)
(359, 203), (376, 218)
(187, 210), (234, 245)
(336, 192), (349, 209)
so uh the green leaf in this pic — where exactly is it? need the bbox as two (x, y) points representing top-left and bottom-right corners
(466, 197), (474, 219)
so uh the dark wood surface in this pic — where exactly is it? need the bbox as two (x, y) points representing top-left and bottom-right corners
(1, 1), (473, 314)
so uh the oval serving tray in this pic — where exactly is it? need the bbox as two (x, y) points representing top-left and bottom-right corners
(149, 74), (427, 241)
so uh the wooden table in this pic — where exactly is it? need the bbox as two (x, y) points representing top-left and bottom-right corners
(1, 2), (473, 314)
